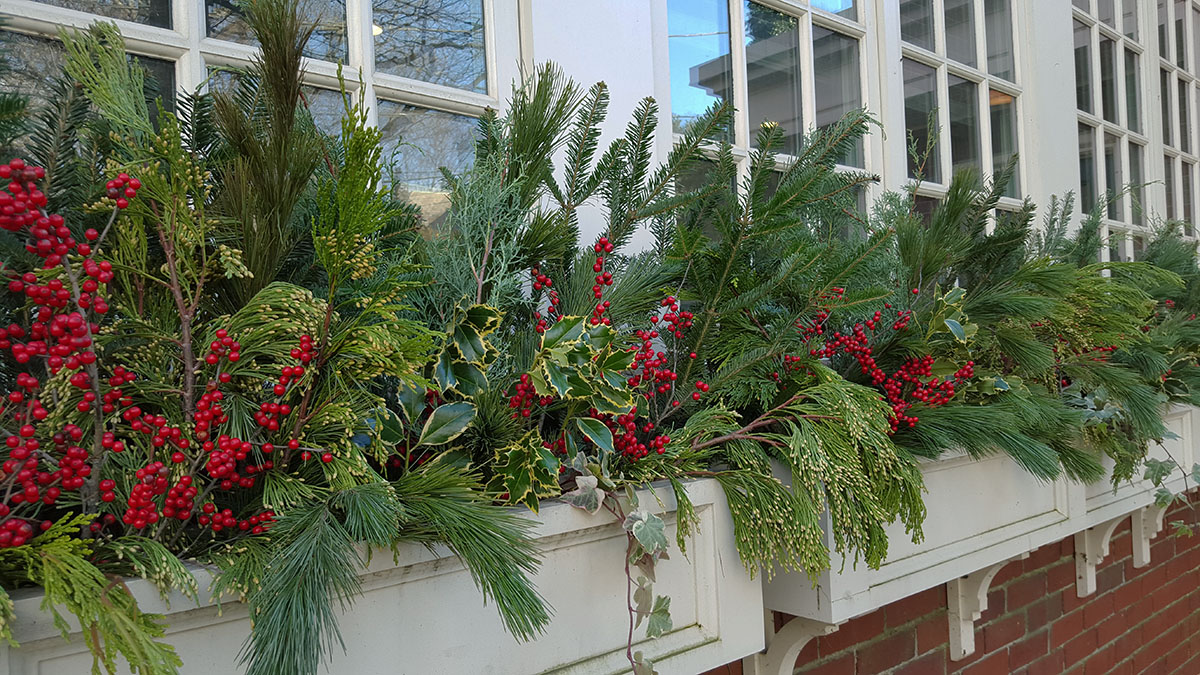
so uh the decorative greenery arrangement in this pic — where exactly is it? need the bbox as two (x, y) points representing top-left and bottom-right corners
(1, 1), (1200, 674)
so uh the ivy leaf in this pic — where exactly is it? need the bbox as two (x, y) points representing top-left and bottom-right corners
(645, 595), (672, 638)
(944, 318), (966, 342)
(623, 510), (669, 557)
(575, 417), (615, 458)
(418, 402), (476, 445)
(1144, 457), (1178, 486)
(1154, 487), (1175, 508)
(1191, 463), (1200, 485)
(562, 475), (606, 515)
(1171, 520), (1194, 538)
(633, 576), (652, 627)
(632, 651), (657, 675)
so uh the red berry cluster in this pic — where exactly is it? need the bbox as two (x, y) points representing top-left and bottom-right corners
(589, 237), (615, 326)
(882, 357), (975, 431)
(530, 266), (563, 333)
(104, 172), (141, 210)
(198, 502), (275, 534)
(508, 372), (553, 418)
(591, 407), (671, 460)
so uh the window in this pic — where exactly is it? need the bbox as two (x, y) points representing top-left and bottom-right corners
(1076, 20), (1093, 112)
(667, 0), (870, 175)
(33, 0), (170, 28)
(1157, 0), (1200, 236)
(1126, 49), (1142, 130)
(1080, 123), (1098, 214)
(373, 0), (487, 93)
(207, 0), (349, 63)
(1105, 132), (1123, 218)
(901, 0), (1022, 201)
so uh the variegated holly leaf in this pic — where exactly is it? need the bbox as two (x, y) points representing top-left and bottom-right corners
(487, 433), (561, 512)
(418, 402), (475, 445)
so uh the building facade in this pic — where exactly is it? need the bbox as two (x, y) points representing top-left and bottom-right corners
(1, 1), (1193, 254)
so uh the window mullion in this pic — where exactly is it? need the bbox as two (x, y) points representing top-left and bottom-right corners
(799, 11), (818, 137)
(729, 0), (752, 151)
(347, 0), (377, 127)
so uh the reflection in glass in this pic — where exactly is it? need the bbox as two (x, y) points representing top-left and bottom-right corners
(813, 26), (862, 166)
(1125, 49), (1140, 132)
(984, 0), (1014, 81)
(1162, 69), (1173, 147)
(1073, 0), (1089, 9)
(1125, 0), (1139, 39)
(811, 0), (856, 20)
(1075, 21), (1092, 113)
(1159, 0), (1169, 59)
(1194, 8), (1200, 74)
(1079, 123), (1096, 214)
(207, 0), (347, 63)
(903, 58), (939, 182)
(302, 88), (345, 137)
(944, 0), (976, 67)
(1130, 142), (1144, 225)
(1099, 37), (1117, 123)
(990, 89), (1018, 197)
(912, 194), (939, 225)
(1180, 78), (1191, 153)
(374, 0), (487, 93)
(1132, 234), (1145, 260)
(34, 0), (169, 28)
(667, 0), (732, 135)
(377, 100), (477, 228)
(1099, 0), (1116, 27)
(1177, 0), (1188, 67)
(900, 0), (935, 51)
(948, 75), (979, 174)
(744, 1), (803, 154)
(1165, 155), (1176, 220)
(1183, 162), (1194, 230)
(1104, 133), (1122, 220)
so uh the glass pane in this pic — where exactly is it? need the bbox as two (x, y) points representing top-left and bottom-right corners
(1161, 69), (1173, 146)
(1177, 0), (1188, 67)
(913, 194), (939, 224)
(900, 0), (935, 51)
(1130, 142), (1145, 224)
(1099, 0), (1117, 27)
(1195, 8), (1200, 74)
(1100, 36), (1118, 122)
(1183, 161), (1194, 226)
(1125, 49), (1141, 132)
(1107, 230), (1121, 262)
(1132, 234), (1145, 260)
(1160, 0), (1170, 59)
(990, 89), (1019, 197)
(812, 0), (856, 20)
(377, 100), (478, 229)
(984, 0), (1015, 81)
(1166, 155), (1176, 219)
(813, 26), (862, 166)
(374, 0), (487, 93)
(1180, 78), (1191, 152)
(1079, 123), (1097, 213)
(948, 75), (980, 174)
(1075, 21), (1092, 113)
(33, 0), (169, 28)
(945, 0), (977, 67)
(207, 0), (347, 63)
(668, 0), (732, 135)
(1125, 0), (1140, 39)
(302, 87), (345, 137)
(1104, 133), (1122, 219)
(744, 1), (803, 154)
(903, 58), (940, 182)
(1074, 0), (1090, 9)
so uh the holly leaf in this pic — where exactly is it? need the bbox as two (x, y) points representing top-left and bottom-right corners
(623, 509), (669, 557)
(645, 595), (672, 638)
(575, 417), (615, 458)
(487, 433), (561, 512)
(418, 402), (476, 445)
(562, 475), (606, 515)
(944, 318), (966, 342)
(377, 408), (405, 445)
(396, 382), (425, 424)
(542, 316), (585, 350)
(434, 350), (457, 392)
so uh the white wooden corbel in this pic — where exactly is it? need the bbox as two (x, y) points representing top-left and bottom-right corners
(1074, 515), (1125, 597)
(743, 611), (839, 675)
(1132, 504), (1168, 568)
(947, 552), (1029, 660)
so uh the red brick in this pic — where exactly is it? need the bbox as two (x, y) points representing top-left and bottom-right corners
(887, 587), (946, 628)
(1114, 631), (1140, 661)
(1063, 629), (1099, 666)
(1026, 650), (1066, 675)
(1052, 609), (1086, 648)
(1047, 561), (1075, 591)
(1096, 564), (1123, 594)
(992, 560), (1022, 587)
(1107, 529), (1133, 562)
(977, 588), (1005, 623)
(893, 649), (946, 675)
(1094, 614), (1124, 646)
(855, 631), (913, 674)
(1009, 630), (1049, 669)
(1082, 592), (1115, 627)
(797, 635), (817, 665)
(1062, 586), (1088, 614)
(916, 615), (947, 654)
(1114, 576), (1143, 609)
(983, 614), (1025, 652)
(1082, 645), (1115, 675)
(798, 653), (854, 675)
(1126, 596), (1154, 626)
(1107, 658), (1134, 675)
(1025, 544), (1064, 573)
(1165, 640), (1192, 672)
(818, 610), (885, 655)
(1007, 574), (1048, 610)
(960, 649), (1009, 675)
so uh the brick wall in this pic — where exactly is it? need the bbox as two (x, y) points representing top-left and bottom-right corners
(705, 494), (1200, 675)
